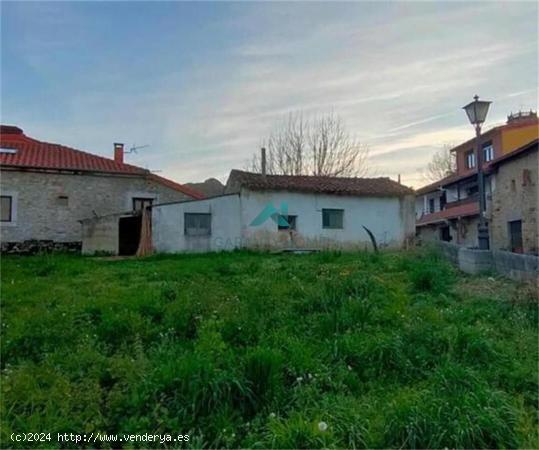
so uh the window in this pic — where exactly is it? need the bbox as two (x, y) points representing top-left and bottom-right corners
(508, 220), (523, 253)
(440, 193), (447, 210)
(482, 142), (494, 162)
(428, 198), (435, 214)
(184, 213), (211, 236)
(57, 195), (69, 207)
(465, 150), (476, 169)
(0, 147), (17, 155)
(322, 209), (344, 229)
(132, 197), (153, 212)
(466, 185), (479, 196)
(278, 215), (297, 231)
(0, 196), (12, 222)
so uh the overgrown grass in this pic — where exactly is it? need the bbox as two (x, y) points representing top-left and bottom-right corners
(1, 249), (537, 448)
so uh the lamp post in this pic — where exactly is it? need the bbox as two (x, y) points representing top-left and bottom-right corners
(463, 95), (491, 250)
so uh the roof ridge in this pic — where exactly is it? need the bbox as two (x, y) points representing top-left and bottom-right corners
(232, 169), (395, 182)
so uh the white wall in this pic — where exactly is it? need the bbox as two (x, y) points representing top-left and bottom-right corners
(240, 189), (414, 250)
(152, 190), (415, 253)
(416, 191), (444, 218)
(152, 194), (242, 253)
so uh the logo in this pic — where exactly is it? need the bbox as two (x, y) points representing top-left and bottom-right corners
(250, 202), (289, 227)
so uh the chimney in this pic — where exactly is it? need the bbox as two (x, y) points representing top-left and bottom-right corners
(114, 143), (124, 164)
(261, 147), (267, 176)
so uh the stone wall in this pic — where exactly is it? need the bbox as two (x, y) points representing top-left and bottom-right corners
(1, 170), (191, 246)
(489, 149), (538, 254)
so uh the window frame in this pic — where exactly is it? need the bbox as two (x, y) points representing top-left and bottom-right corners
(132, 197), (154, 212)
(482, 142), (494, 162)
(322, 208), (344, 229)
(465, 150), (476, 169)
(0, 195), (12, 222)
(184, 212), (212, 237)
(277, 214), (297, 231)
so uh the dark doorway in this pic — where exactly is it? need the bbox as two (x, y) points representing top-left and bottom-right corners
(508, 220), (523, 253)
(119, 215), (142, 255)
(440, 226), (451, 242)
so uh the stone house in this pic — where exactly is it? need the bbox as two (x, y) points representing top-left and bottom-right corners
(416, 111), (538, 252)
(489, 140), (538, 254)
(141, 170), (415, 254)
(0, 125), (204, 253)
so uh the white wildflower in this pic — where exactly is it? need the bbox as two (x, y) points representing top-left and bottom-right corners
(318, 421), (328, 432)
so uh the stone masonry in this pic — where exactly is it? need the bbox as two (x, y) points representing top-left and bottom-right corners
(0, 169), (191, 246)
(489, 149), (538, 254)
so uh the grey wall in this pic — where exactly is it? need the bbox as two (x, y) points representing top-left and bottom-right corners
(1, 170), (191, 244)
(438, 241), (538, 282)
(152, 194), (242, 253)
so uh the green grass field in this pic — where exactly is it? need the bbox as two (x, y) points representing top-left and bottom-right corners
(1, 250), (537, 448)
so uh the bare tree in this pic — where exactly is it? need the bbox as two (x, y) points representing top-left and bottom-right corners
(423, 143), (456, 183)
(247, 112), (369, 177)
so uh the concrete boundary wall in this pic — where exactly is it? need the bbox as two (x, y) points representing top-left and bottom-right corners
(438, 242), (538, 282)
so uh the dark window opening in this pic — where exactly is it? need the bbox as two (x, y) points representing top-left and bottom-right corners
(278, 215), (297, 230)
(0, 195), (12, 222)
(440, 226), (452, 242)
(185, 213), (211, 236)
(466, 185), (479, 196)
(322, 209), (344, 229)
(440, 193), (447, 210)
(428, 198), (435, 214)
(132, 197), (153, 212)
(508, 220), (523, 253)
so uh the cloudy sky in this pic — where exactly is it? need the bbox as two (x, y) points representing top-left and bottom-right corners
(2, 1), (537, 187)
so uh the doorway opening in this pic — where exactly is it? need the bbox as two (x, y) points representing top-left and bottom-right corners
(508, 220), (523, 253)
(440, 225), (452, 242)
(119, 215), (142, 255)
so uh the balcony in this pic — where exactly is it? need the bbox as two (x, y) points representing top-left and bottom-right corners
(417, 201), (479, 227)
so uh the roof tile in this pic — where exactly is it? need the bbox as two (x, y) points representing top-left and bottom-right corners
(226, 170), (414, 197)
(0, 125), (204, 199)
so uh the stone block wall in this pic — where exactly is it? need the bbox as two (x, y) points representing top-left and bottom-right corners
(490, 149), (538, 253)
(0, 170), (191, 246)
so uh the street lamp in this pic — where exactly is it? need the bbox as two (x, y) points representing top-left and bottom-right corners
(463, 95), (491, 250)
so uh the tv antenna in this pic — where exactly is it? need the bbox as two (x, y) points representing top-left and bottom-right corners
(126, 144), (150, 154)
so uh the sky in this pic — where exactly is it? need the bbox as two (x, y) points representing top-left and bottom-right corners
(1, 1), (537, 187)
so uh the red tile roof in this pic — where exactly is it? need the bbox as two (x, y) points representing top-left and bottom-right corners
(416, 201), (479, 226)
(0, 125), (204, 199)
(226, 169), (414, 197)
